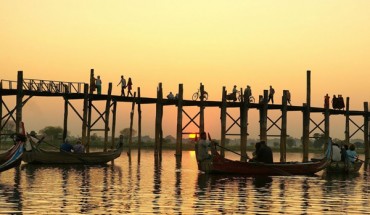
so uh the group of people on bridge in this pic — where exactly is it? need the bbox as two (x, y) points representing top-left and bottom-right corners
(324, 94), (345, 110)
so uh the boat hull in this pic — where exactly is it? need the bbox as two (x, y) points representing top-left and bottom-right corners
(22, 149), (122, 165)
(326, 160), (363, 173)
(197, 143), (330, 176)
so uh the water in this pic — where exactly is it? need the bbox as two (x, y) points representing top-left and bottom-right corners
(1, 150), (370, 214)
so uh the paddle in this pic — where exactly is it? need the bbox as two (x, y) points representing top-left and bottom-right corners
(207, 133), (249, 160)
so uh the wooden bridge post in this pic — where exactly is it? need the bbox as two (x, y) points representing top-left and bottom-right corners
(240, 88), (248, 161)
(364, 102), (369, 160)
(104, 83), (112, 152)
(85, 85), (94, 152)
(302, 70), (311, 162)
(16, 71), (23, 133)
(137, 87), (142, 158)
(259, 90), (268, 142)
(110, 100), (117, 150)
(128, 92), (136, 157)
(81, 84), (89, 147)
(199, 83), (205, 134)
(89, 69), (95, 94)
(155, 83), (163, 157)
(220, 87), (227, 157)
(0, 82), (2, 144)
(63, 94), (69, 142)
(175, 84), (183, 158)
(324, 98), (330, 147)
(280, 90), (288, 162)
(345, 97), (350, 144)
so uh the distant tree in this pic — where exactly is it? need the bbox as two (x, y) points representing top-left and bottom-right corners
(91, 133), (99, 142)
(287, 137), (295, 148)
(313, 133), (325, 149)
(39, 126), (64, 141)
(119, 128), (137, 141)
(1, 120), (15, 133)
(273, 141), (279, 148)
(354, 141), (363, 148)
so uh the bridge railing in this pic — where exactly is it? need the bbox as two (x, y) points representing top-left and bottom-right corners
(1, 79), (86, 94)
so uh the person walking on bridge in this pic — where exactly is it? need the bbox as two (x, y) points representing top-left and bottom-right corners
(268, 85), (275, 104)
(117, 75), (127, 96)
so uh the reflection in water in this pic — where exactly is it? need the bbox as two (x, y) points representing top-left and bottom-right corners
(2, 152), (370, 214)
(174, 158), (182, 214)
(152, 156), (162, 214)
(252, 176), (273, 213)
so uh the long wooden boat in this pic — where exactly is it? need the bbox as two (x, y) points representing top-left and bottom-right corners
(0, 123), (26, 173)
(22, 139), (123, 165)
(196, 142), (331, 176)
(326, 160), (363, 173)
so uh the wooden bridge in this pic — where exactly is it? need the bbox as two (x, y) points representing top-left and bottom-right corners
(1, 70), (369, 162)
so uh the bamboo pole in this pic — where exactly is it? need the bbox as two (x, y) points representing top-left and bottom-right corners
(220, 87), (226, 157)
(16, 71), (23, 134)
(175, 84), (183, 158)
(104, 83), (112, 152)
(280, 90), (288, 162)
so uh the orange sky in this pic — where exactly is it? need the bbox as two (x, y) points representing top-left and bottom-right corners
(1, 1), (370, 140)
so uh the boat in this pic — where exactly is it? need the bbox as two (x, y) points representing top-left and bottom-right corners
(0, 124), (26, 173)
(326, 160), (363, 173)
(22, 136), (123, 165)
(196, 141), (331, 176)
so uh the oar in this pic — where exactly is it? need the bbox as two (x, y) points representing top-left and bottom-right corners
(207, 133), (249, 160)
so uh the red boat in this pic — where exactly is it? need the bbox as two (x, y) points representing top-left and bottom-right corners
(197, 142), (331, 176)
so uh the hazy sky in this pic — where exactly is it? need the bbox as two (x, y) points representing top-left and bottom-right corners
(1, 1), (370, 140)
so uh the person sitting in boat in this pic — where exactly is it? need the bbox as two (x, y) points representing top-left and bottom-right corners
(60, 138), (73, 152)
(341, 144), (348, 162)
(196, 132), (211, 162)
(346, 144), (358, 163)
(250, 141), (273, 164)
(332, 143), (341, 162)
(73, 140), (85, 153)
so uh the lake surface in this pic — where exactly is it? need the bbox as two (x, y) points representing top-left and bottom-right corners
(1, 150), (370, 214)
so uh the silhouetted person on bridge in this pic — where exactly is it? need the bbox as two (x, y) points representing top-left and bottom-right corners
(286, 90), (291, 105)
(95, 76), (102, 95)
(268, 85), (275, 104)
(324, 94), (330, 108)
(127, 77), (133, 97)
(117, 75), (127, 96)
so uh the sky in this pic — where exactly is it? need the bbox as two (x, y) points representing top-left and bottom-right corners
(1, 1), (370, 141)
